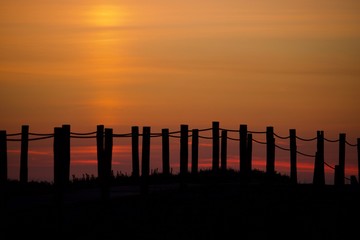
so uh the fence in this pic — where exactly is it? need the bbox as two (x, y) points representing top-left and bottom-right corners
(1, 122), (359, 189)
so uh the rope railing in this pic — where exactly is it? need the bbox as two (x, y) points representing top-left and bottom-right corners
(227, 136), (240, 141)
(2, 129), (358, 151)
(70, 135), (97, 139)
(198, 135), (213, 140)
(29, 135), (54, 141)
(112, 133), (132, 138)
(6, 133), (22, 137)
(169, 134), (181, 139)
(198, 127), (213, 132)
(169, 130), (181, 134)
(274, 133), (290, 140)
(252, 138), (267, 145)
(344, 176), (352, 181)
(296, 136), (318, 142)
(29, 132), (54, 136)
(275, 144), (291, 152)
(4, 129), (358, 146)
(1, 123), (359, 186)
(219, 128), (267, 134)
(324, 162), (336, 170)
(6, 138), (22, 142)
(346, 141), (358, 147)
(70, 131), (97, 136)
(248, 130), (267, 134)
(6, 135), (55, 142)
(219, 128), (239, 133)
(63, 128), (359, 150)
(324, 137), (340, 143)
(150, 133), (162, 138)
(296, 151), (316, 158)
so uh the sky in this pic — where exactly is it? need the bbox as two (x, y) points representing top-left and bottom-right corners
(1, 0), (359, 183)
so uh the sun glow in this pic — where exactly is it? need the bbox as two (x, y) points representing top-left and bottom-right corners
(86, 5), (127, 27)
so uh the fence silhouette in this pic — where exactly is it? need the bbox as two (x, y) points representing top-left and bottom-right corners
(1, 122), (359, 191)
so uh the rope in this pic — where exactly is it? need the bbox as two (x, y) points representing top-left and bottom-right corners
(252, 138), (267, 145)
(219, 128), (239, 133)
(169, 130), (181, 134)
(296, 151), (316, 158)
(248, 130), (267, 134)
(28, 135), (54, 141)
(150, 133), (162, 138)
(296, 136), (317, 142)
(274, 133), (290, 140)
(70, 131), (97, 136)
(324, 162), (335, 170)
(198, 128), (213, 132)
(6, 133), (22, 137)
(29, 133), (54, 136)
(169, 134), (181, 139)
(70, 135), (96, 139)
(219, 128), (267, 134)
(199, 135), (213, 140)
(275, 144), (291, 151)
(7, 134), (54, 141)
(113, 133), (132, 138)
(346, 141), (358, 147)
(227, 136), (240, 141)
(324, 138), (339, 143)
(6, 138), (21, 142)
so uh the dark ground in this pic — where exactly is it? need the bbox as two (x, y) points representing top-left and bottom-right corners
(1, 171), (360, 240)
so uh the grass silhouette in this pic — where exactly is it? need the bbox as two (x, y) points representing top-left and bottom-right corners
(2, 168), (293, 194)
(1, 169), (359, 239)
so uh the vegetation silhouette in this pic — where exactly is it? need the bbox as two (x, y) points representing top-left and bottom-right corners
(2, 168), (292, 193)
(1, 169), (360, 239)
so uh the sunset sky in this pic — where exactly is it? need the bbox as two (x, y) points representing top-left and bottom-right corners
(1, 0), (359, 183)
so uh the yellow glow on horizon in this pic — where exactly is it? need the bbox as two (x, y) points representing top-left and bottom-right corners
(86, 5), (128, 27)
(89, 95), (122, 109)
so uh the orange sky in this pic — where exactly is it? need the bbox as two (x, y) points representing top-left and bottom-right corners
(1, 0), (359, 183)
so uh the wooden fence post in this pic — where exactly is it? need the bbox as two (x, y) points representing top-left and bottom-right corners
(221, 130), (227, 171)
(266, 126), (275, 175)
(239, 124), (247, 174)
(162, 128), (170, 175)
(247, 133), (252, 175)
(20, 125), (29, 184)
(104, 128), (113, 181)
(313, 131), (325, 186)
(53, 127), (65, 191)
(0, 131), (7, 183)
(101, 128), (113, 201)
(357, 138), (360, 184)
(338, 133), (346, 186)
(96, 125), (104, 180)
(191, 129), (199, 175)
(180, 124), (189, 190)
(62, 124), (71, 184)
(131, 126), (140, 178)
(141, 126), (151, 194)
(289, 129), (297, 184)
(212, 121), (220, 172)
(180, 124), (189, 176)
(142, 127), (151, 177)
